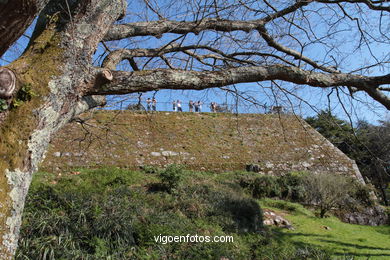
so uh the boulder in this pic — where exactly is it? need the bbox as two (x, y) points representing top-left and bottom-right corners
(162, 151), (179, 157)
(263, 209), (294, 229)
(338, 205), (388, 226)
(246, 164), (261, 173)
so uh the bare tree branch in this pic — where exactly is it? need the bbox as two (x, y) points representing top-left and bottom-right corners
(316, 0), (390, 12)
(89, 66), (390, 109)
(104, 18), (265, 41)
(102, 44), (259, 69)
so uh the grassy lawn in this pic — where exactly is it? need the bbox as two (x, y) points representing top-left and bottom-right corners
(261, 198), (390, 259)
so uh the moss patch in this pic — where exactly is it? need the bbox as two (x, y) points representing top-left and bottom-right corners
(0, 24), (64, 249)
(42, 111), (356, 177)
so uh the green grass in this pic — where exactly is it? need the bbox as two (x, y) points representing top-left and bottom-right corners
(16, 167), (390, 259)
(18, 168), (266, 259)
(260, 198), (390, 259)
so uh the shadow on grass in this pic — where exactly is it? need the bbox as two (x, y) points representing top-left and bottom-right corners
(373, 228), (390, 236)
(272, 229), (390, 258)
(147, 182), (167, 192)
(271, 228), (331, 240)
(317, 239), (390, 251)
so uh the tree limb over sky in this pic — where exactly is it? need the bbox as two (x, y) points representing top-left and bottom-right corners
(0, 1), (389, 257)
(100, 0), (390, 108)
(1, 0), (389, 109)
(91, 66), (390, 109)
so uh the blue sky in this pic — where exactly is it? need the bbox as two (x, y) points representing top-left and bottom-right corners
(1, 1), (389, 124)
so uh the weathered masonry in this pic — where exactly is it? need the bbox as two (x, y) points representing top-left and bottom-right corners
(41, 111), (363, 181)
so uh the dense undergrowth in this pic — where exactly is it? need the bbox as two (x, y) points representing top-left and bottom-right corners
(16, 167), (389, 259)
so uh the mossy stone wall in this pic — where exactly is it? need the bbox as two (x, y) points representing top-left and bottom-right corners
(41, 111), (363, 180)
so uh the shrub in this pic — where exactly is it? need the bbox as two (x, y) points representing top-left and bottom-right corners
(302, 173), (353, 218)
(277, 172), (307, 202)
(215, 194), (263, 233)
(140, 165), (161, 174)
(350, 181), (376, 207)
(238, 171), (375, 219)
(159, 164), (183, 193)
(240, 175), (281, 199)
(17, 185), (137, 259)
(239, 173), (307, 201)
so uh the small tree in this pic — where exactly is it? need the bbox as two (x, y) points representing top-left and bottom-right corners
(302, 173), (352, 218)
(159, 165), (183, 193)
(306, 112), (390, 205)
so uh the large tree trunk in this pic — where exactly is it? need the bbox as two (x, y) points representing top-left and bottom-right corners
(0, 0), (50, 57)
(0, 0), (125, 258)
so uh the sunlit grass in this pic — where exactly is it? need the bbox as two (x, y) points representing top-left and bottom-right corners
(261, 198), (390, 259)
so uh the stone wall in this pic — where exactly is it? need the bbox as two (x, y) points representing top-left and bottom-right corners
(41, 111), (363, 181)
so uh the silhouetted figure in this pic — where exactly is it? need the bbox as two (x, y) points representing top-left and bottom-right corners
(172, 100), (177, 112)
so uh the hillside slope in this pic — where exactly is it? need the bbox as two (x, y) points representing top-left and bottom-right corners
(17, 168), (390, 259)
(42, 111), (361, 179)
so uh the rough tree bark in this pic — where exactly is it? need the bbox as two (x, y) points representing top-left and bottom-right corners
(0, 0), (125, 258)
(0, 0), (50, 57)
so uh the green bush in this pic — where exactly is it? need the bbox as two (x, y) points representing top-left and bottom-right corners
(239, 173), (307, 201)
(350, 181), (376, 207)
(159, 164), (183, 193)
(140, 165), (160, 174)
(302, 173), (355, 218)
(277, 172), (307, 202)
(240, 175), (281, 199)
(239, 172), (375, 219)
(177, 184), (263, 233)
(17, 186), (137, 259)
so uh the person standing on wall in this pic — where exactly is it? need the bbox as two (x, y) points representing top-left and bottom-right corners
(210, 102), (217, 113)
(177, 100), (183, 112)
(198, 101), (202, 112)
(146, 98), (152, 111)
(152, 98), (157, 111)
(189, 100), (194, 112)
(172, 100), (177, 112)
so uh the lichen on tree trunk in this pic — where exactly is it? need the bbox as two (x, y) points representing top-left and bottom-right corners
(0, 0), (126, 258)
(0, 21), (65, 259)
